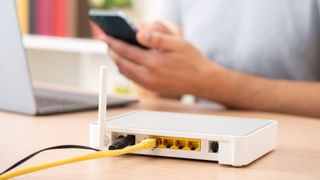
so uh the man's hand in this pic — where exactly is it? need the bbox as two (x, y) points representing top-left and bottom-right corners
(104, 28), (224, 97)
(102, 21), (320, 118)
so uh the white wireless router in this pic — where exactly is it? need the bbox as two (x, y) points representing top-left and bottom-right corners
(90, 66), (277, 167)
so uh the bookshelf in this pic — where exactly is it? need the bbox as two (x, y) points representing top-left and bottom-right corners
(16, 0), (91, 37)
(15, 0), (161, 95)
(24, 35), (133, 94)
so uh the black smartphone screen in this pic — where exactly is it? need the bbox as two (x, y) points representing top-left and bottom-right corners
(89, 12), (146, 48)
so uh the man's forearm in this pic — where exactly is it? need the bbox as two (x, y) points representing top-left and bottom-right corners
(196, 67), (320, 117)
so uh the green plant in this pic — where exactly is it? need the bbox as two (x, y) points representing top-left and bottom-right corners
(89, 0), (132, 9)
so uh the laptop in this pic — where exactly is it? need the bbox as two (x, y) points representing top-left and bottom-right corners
(0, 1), (137, 115)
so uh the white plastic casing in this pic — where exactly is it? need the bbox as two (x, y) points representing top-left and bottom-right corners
(90, 111), (277, 167)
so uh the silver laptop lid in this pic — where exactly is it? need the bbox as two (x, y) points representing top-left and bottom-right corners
(0, 1), (37, 115)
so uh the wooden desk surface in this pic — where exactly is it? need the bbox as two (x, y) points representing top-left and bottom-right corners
(0, 97), (319, 180)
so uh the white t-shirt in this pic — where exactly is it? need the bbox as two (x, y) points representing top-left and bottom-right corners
(159, 0), (320, 80)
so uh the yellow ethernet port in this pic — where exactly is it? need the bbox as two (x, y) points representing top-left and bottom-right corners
(175, 140), (187, 149)
(149, 136), (201, 151)
(188, 140), (200, 151)
(163, 138), (174, 148)
(155, 138), (162, 146)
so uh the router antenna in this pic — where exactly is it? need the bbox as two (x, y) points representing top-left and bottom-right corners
(97, 66), (107, 148)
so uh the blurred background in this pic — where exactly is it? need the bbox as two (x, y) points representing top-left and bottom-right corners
(15, 0), (162, 96)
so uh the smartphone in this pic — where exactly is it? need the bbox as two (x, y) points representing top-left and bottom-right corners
(89, 10), (146, 48)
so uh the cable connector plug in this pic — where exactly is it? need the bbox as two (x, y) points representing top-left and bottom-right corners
(109, 135), (135, 150)
(138, 138), (157, 149)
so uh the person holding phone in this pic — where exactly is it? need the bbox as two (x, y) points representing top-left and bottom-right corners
(97, 0), (320, 118)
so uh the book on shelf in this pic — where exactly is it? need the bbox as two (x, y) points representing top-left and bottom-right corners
(16, 0), (29, 34)
(53, 0), (67, 36)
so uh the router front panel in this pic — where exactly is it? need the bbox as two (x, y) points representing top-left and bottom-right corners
(90, 111), (277, 167)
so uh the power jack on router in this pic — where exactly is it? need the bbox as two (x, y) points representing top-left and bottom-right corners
(209, 141), (219, 153)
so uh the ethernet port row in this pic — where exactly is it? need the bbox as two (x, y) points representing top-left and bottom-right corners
(150, 136), (201, 151)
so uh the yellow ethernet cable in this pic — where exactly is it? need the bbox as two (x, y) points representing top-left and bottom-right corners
(0, 138), (156, 180)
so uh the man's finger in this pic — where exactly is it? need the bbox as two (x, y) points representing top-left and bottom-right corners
(103, 35), (149, 65)
(142, 21), (172, 34)
(136, 30), (186, 51)
(90, 21), (107, 40)
(109, 50), (149, 86)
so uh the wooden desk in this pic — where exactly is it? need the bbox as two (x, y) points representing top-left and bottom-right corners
(0, 97), (319, 180)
